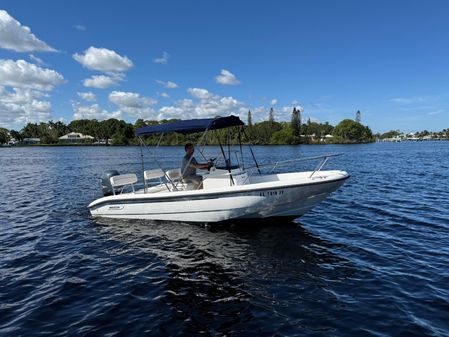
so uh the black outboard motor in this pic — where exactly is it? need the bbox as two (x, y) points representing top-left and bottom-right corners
(101, 170), (120, 196)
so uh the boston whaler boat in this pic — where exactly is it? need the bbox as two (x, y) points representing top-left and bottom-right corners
(88, 116), (349, 222)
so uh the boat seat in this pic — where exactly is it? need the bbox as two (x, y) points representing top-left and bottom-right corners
(165, 168), (195, 191)
(144, 169), (167, 191)
(166, 168), (182, 182)
(144, 168), (165, 180)
(110, 173), (138, 194)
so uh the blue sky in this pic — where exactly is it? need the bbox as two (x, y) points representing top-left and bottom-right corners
(1, 0), (449, 133)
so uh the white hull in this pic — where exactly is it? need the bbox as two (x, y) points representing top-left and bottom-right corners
(89, 170), (349, 223)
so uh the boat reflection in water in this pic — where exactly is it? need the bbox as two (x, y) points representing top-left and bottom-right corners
(92, 218), (352, 335)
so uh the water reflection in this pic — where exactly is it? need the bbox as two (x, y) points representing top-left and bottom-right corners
(91, 218), (351, 335)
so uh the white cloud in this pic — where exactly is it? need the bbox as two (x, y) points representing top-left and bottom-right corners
(388, 97), (424, 104)
(29, 54), (46, 66)
(74, 24), (86, 31)
(72, 102), (121, 120)
(427, 109), (443, 116)
(109, 91), (157, 119)
(0, 87), (52, 126)
(155, 80), (178, 89)
(158, 88), (243, 120)
(270, 99), (278, 105)
(158, 92), (170, 98)
(73, 46), (133, 73)
(215, 69), (240, 86)
(187, 88), (212, 100)
(0, 10), (56, 52)
(153, 51), (170, 64)
(0, 59), (64, 91)
(77, 92), (96, 101)
(282, 105), (304, 113)
(83, 74), (123, 89)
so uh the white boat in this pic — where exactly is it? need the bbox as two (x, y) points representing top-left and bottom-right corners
(88, 116), (349, 223)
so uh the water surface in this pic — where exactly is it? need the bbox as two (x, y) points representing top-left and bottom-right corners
(1, 142), (448, 336)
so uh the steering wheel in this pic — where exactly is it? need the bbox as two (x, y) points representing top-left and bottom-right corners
(208, 158), (217, 171)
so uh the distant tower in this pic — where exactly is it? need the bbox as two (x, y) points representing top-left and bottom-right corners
(247, 110), (252, 126)
(355, 110), (361, 123)
(268, 107), (274, 124)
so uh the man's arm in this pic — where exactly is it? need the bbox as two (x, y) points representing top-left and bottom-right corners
(189, 158), (212, 170)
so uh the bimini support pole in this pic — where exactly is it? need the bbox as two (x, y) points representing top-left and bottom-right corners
(242, 127), (261, 175)
(139, 137), (147, 192)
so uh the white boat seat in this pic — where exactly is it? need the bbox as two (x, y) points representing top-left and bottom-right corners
(165, 168), (196, 191)
(110, 173), (138, 194)
(144, 168), (165, 180)
(166, 168), (182, 182)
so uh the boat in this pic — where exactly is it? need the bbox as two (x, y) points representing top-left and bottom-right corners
(88, 115), (349, 223)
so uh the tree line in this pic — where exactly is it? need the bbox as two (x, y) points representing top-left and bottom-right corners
(0, 108), (375, 145)
(376, 129), (449, 140)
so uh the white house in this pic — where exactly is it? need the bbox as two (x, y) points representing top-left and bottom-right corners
(59, 132), (94, 143)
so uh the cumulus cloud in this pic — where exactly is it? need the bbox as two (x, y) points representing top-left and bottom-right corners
(0, 59), (64, 127)
(270, 99), (278, 105)
(72, 102), (121, 120)
(187, 88), (213, 100)
(73, 46), (133, 73)
(0, 59), (64, 91)
(0, 10), (56, 52)
(83, 74), (123, 89)
(77, 92), (96, 101)
(109, 91), (157, 119)
(158, 88), (243, 120)
(0, 87), (52, 125)
(215, 69), (240, 86)
(155, 80), (178, 89)
(153, 51), (170, 64)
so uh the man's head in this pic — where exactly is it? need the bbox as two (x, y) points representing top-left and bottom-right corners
(184, 143), (194, 155)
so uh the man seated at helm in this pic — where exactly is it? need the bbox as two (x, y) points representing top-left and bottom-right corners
(181, 143), (213, 189)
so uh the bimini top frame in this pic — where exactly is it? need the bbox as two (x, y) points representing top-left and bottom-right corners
(135, 115), (253, 192)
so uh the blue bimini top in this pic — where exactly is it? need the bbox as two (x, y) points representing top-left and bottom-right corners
(135, 115), (244, 136)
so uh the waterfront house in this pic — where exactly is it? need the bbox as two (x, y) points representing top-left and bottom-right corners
(59, 132), (94, 143)
(22, 138), (41, 144)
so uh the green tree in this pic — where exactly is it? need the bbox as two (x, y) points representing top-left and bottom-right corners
(320, 122), (334, 136)
(380, 130), (400, 139)
(268, 107), (274, 125)
(333, 119), (374, 143)
(291, 107), (300, 144)
(10, 130), (22, 142)
(21, 123), (40, 138)
(247, 110), (252, 127)
(0, 128), (10, 144)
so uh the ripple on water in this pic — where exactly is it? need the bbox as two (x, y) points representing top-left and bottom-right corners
(1, 144), (449, 336)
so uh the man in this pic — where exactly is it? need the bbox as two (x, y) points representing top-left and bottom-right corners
(181, 143), (212, 189)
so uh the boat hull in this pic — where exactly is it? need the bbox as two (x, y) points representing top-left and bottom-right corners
(89, 171), (348, 223)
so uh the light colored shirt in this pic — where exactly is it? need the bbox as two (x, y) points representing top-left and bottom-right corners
(181, 155), (198, 178)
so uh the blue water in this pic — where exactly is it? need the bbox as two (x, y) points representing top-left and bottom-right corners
(1, 142), (449, 336)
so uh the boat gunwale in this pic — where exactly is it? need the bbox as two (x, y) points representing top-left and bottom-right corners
(88, 171), (349, 209)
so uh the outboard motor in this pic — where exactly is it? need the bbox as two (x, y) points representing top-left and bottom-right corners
(101, 170), (120, 196)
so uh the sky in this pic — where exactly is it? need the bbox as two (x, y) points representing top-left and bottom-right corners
(1, 0), (449, 133)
